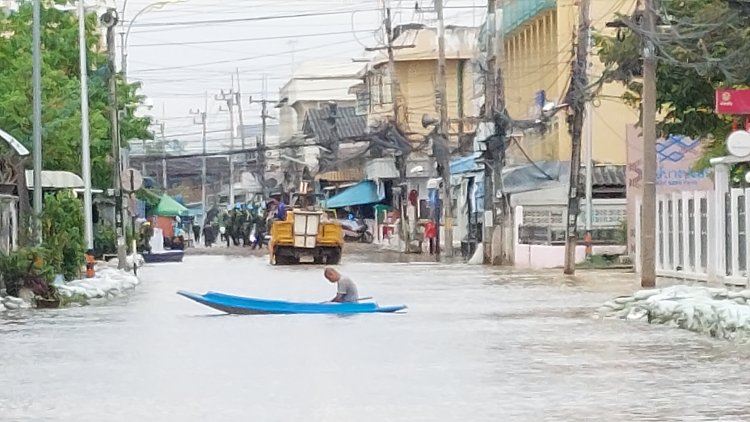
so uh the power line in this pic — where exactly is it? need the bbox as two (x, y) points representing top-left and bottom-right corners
(127, 9), (380, 28)
(132, 39), (356, 73)
(129, 29), (378, 48)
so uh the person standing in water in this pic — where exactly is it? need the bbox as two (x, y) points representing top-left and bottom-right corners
(323, 267), (359, 303)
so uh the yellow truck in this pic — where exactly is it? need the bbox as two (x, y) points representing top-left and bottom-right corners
(269, 209), (344, 265)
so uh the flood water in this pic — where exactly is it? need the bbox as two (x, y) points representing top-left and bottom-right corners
(2, 253), (750, 421)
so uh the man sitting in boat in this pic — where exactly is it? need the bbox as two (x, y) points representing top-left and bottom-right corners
(324, 267), (359, 303)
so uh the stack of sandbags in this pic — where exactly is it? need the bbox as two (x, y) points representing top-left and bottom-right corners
(104, 254), (145, 271)
(1, 296), (31, 310)
(57, 267), (140, 300)
(467, 243), (484, 265)
(599, 285), (750, 340)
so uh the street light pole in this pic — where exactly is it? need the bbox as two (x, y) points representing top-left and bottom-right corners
(78, 0), (94, 249)
(120, 0), (182, 81)
(32, 0), (43, 244)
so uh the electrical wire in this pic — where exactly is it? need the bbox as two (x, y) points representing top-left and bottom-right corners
(127, 9), (381, 28)
(129, 29), (378, 48)
(131, 39), (358, 73)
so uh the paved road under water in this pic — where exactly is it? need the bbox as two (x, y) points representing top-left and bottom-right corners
(2, 253), (750, 421)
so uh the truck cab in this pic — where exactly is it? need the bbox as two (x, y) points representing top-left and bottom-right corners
(268, 193), (343, 265)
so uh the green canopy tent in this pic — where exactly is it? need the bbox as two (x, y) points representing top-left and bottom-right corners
(154, 194), (189, 217)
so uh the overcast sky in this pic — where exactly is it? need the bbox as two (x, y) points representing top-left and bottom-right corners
(120, 0), (485, 151)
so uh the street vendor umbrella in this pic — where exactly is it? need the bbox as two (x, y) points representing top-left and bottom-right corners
(155, 194), (189, 217)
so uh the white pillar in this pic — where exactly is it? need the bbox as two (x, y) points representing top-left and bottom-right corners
(731, 188), (741, 278)
(681, 191), (691, 273)
(714, 163), (730, 280)
(635, 197), (642, 273)
(10, 198), (17, 250)
(692, 192), (702, 274)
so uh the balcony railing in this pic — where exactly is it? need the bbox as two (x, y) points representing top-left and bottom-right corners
(503, 0), (556, 34)
(477, 0), (555, 53)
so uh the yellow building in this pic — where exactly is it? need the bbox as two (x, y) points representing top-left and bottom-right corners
(501, 0), (638, 165)
(365, 25), (480, 143)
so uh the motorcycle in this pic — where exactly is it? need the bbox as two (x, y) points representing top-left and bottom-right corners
(339, 218), (374, 243)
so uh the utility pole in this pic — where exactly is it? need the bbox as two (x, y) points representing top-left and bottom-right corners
(249, 94), (272, 200)
(384, 3), (411, 251)
(584, 30), (594, 258)
(104, 9), (126, 267)
(483, 0), (496, 265)
(191, 94), (208, 221)
(483, 0), (508, 265)
(563, 0), (590, 275)
(235, 68), (248, 174)
(365, 1), (413, 251)
(435, 0), (453, 257)
(31, 0), (42, 244)
(259, 98), (268, 199)
(217, 84), (237, 205)
(159, 122), (168, 189)
(640, 0), (658, 287)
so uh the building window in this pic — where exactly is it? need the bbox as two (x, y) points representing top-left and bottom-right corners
(356, 90), (370, 116)
(382, 73), (392, 105)
(372, 74), (383, 105)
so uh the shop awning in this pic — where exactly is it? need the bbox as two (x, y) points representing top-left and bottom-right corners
(25, 170), (83, 189)
(154, 194), (189, 217)
(325, 180), (383, 208)
(450, 152), (483, 175)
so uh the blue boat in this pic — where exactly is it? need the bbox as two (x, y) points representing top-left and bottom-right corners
(177, 291), (407, 315)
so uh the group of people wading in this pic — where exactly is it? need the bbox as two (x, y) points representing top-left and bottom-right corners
(200, 201), (286, 249)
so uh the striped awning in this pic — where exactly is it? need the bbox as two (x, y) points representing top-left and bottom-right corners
(315, 168), (364, 182)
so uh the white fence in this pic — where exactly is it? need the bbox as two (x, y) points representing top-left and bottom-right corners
(635, 189), (750, 286)
(513, 200), (627, 269)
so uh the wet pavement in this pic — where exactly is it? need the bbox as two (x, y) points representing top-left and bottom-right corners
(2, 251), (750, 421)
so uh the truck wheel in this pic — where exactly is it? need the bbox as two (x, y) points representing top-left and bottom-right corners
(327, 248), (341, 265)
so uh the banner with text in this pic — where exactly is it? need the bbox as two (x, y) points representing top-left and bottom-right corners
(625, 124), (713, 256)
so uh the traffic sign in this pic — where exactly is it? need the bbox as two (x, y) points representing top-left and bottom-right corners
(120, 168), (143, 192)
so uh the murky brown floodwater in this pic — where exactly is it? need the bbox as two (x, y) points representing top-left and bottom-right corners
(2, 252), (749, 421)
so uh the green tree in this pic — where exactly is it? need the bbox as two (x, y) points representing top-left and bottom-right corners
(41, 190), (85, 281)
(596, 0), (750, 169)
(0, 1), (152, 189)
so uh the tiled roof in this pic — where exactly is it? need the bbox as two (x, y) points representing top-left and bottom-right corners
(589, 165), (625, 187)
(302, 106), (368, 143)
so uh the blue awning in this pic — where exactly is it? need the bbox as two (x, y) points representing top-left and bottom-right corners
(325, 180), (382, 208)
(450, 152), (483, 175)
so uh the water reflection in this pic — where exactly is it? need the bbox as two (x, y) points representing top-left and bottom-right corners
(1, 253), (748, 421)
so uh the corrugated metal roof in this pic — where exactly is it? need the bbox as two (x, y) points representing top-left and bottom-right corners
(315, 168), (364, 182)
(302, 106), (368, 143)
(450, 152), (483, 175)
(366, 157), (399, 179)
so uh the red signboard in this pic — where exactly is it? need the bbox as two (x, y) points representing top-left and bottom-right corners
(715, 88), (750, 115)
